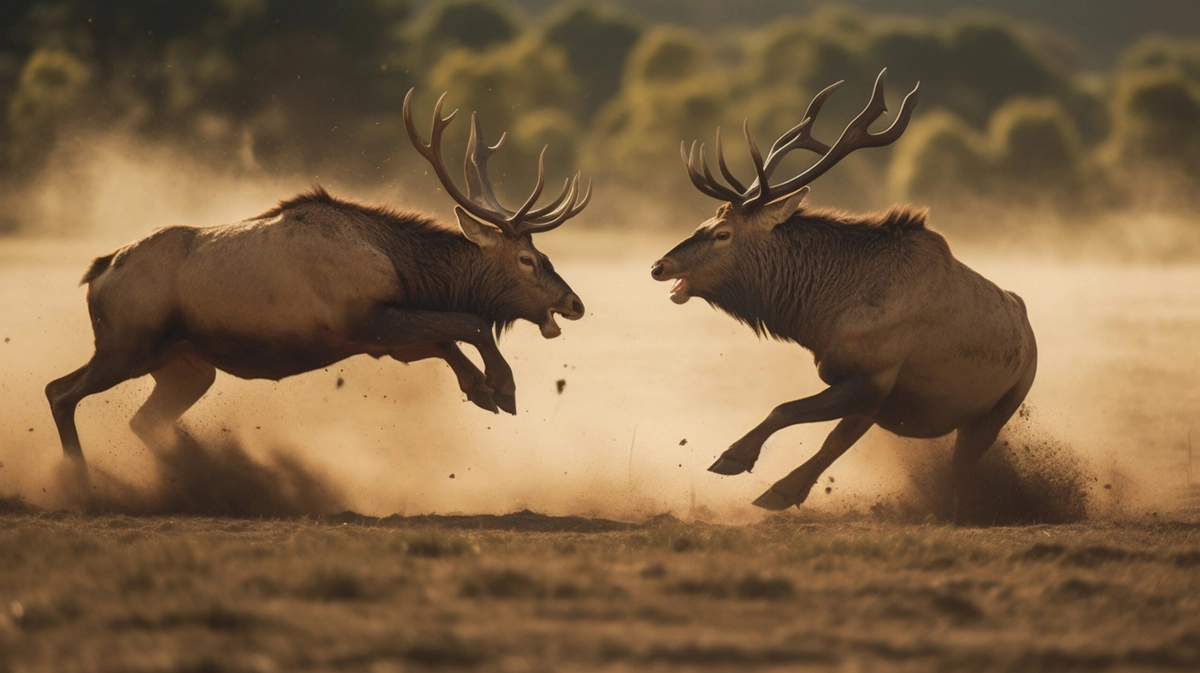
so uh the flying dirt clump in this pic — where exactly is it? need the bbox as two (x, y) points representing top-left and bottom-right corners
(64, 430), (346, 517)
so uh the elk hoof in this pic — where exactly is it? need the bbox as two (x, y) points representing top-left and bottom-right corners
(467, 389), (499, 414)
(708, 456), (750, 476)
(495, 392), (517, 416)
(751, 487), (794, 511)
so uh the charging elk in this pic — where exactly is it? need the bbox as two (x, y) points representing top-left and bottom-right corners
(651, 70), (1037, 510)
(47, 90), (590, 466)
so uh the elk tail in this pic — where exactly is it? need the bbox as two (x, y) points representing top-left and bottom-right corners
(80, 253), (115, 286)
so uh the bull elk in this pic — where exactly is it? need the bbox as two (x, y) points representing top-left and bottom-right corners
(651, 70), (1037, 510)
(46, 90), (590, 467)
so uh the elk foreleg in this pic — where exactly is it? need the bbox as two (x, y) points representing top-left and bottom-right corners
(751, 415), (874, 510)
(392, 342), (499, 413)
(709, 376), (881, 476)
(357, 306), (517, 414)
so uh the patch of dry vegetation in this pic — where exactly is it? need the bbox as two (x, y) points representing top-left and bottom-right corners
(1, 513), (1199, 672)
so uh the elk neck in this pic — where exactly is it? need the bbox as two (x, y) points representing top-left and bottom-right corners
(704, 207), (933, 352)
(383, 227), (526, 335)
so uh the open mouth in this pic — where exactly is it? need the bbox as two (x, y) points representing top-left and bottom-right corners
(539, 301), (584, 339)
(540, 312), (562, 339)
(669, 277), (692, 304)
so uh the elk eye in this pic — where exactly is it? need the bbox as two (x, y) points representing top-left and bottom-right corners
(519, 255), (535, 267)
(715, 231), (732, 241)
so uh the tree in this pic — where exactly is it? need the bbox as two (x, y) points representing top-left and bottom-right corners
(1108, 66), (1200, 185)
(585, 26), (728, 191)
(540, 3), (641, 120)
(427, 34), (581, 198)
(6, 48), (91, 165)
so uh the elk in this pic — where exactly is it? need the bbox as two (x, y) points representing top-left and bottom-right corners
(651, 70), (1037, 510)
(46, 90), (590, 467)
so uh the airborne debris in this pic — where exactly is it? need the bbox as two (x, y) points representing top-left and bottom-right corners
(449, 473), (455, 479)
(679, 438), (687, 446)
(556, 379), (566, 394)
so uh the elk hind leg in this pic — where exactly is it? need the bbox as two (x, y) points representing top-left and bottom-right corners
(129, 356), (216, 447)
(46, 350), (154, 464)
(752, 415), (874, 511)
(951, 350), (1037, 475)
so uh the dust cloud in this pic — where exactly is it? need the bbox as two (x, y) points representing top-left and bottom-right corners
(1, 134), (1197, 523)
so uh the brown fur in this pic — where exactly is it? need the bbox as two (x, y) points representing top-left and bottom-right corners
(653, 193), (1037, 512)
(47, 186), (585, 465)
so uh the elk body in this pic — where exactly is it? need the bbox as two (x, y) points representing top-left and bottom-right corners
(47, 91), (590, 466)
(651, 70), (1037, 510)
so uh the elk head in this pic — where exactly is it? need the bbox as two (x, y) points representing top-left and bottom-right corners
(651, 69), (919, 304)
(404, 90), (591, 338)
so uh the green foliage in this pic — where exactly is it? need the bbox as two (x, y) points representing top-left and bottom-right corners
(541, 3), (642, 119)
(0, 0), (1193, 215)
(990, 98), (1084, 192)
(890, 99), (1088, 206)
(889, 111), (989, 204)
(1109, 66), (1200, 177)
(1120, 36), (1200, 82)
(586, 26), (728, 189)
(413, 0), (519, 65)
(428, 34), (580, 196)
(6, 48), (90, 162)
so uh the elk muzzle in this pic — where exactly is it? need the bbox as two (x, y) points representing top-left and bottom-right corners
(540, 292), (585, 339)
(651, 258), (692, 304)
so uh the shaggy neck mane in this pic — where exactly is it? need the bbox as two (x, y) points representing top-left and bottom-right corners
(704, 204), (929, 349)
(263, 186), (526, 336)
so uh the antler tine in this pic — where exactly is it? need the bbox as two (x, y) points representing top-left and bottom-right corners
(698, 142), (743, 202)
(682, 141), (735, 201)
(525, 177), (574, 220)
(856, 74), (920, 147)
(743, 120), (770, 204)
(771, 79), (843, 158)
(742, 80), (844, 202)
(464, 112), (511, 214)
(506, 146), (548, 224)
(743, 69), (920, 209)
(403, 89), (518, 236)
(529, 174), (584, 224)
(514, 172), (585, 235)
(763, 80), (841, 160)
(714, 127), (747, 195)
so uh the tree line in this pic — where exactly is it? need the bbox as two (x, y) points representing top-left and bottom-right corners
(2, 0), (1198, 229)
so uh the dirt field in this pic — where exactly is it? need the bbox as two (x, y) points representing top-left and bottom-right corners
(2, 510), (1200, 672)
(1, 175), (1199, 671)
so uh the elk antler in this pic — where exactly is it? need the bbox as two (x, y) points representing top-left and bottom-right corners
(682, 69), (919, 212)
(403, 89), (592, 237)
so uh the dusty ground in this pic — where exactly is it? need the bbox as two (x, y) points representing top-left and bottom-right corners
(1, 164), (1199, 671)
(2, 509), (1200, 672)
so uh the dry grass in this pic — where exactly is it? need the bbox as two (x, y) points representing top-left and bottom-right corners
(2, 512), (1200, 672)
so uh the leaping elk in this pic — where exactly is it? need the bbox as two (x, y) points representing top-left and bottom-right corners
(651, 69), (1037, 510)
(47, 90), (590, 466)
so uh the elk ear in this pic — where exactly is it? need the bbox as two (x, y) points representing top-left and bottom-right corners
(752, 186), (810, 229)
(455, 207), (505, 249)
